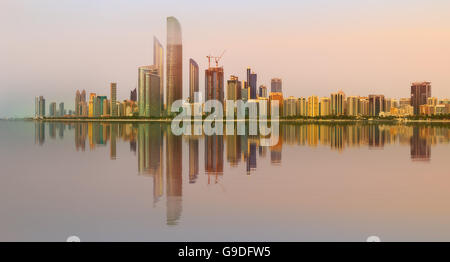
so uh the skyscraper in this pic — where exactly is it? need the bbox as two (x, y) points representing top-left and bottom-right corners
(110, 82), (117, 117)
(320, 97), (331, 116)
(35, 96), (46, 118)
(35, 97), (39, 118)
(226, 75), (241, 101)
(138, 66), (151, 116)
(307, 96), (319, 117)
(258, 85), (268, 98)
(59, 102), (64, 117)
(130, 88), (137, 102)
(154, 37), (164, 112)
(205, 66), (224, 103)
(411, 82), (431, 115)
(89, 93), (96, 117)
(146, 71), (161, 117)
(49, 102), (56, 117)
(271, 78), (282, 93)
(347, 96), (360, 116)
(247, 67), (257, 99)
(166, 16), (182, 113)
(331, 91), (345, 116)
(75, 90), (81, 116)
(368, 95), (385, 116)
(189, 58), (199, 102)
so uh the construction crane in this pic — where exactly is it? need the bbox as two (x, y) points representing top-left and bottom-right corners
(206, 50), (226, 68)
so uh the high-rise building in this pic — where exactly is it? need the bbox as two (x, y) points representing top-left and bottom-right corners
(320, 97), (331, 116)
(130, 88), (137, 102)
(258, 85), (267, 98)
(138, 65), (159, 116)
(226, 75), (241, 101)
(35, 97), (39, 118)
(153, 37), (164, 111)
(97, 96), (107, 116)
(247, 67), (257, 99)
(284, 96), (297, 117)
(411, 82), (431, 115)
(297, 97), (307, 116)
(89, 93), (96, 117)
(110, 82), (117, 117)
(49, 102), (57, 117)
(346, 96), (360, 116)
(399, 98), (411, 107)
(75, 90), (81, 115)
(35, 96), (46, 118)
(205, 66), (224, 103)
(360, 97), (370, 116)
(241, 81), (249, 102)
(166, 16), (182, 112)
(384, 98), (392, 113)
(269, 92), (283, 117)
(307, 96), (319, 117)
(75, 90), (87, 116)
(146, 71), (161, 117)
(59, 102), (64, 117)
(331, 91), (345, 115)
(271, 78), (282, 93)
(189, 58), (199, 102)
(368, 95), (385, 116)
(427, 97), (438, 106)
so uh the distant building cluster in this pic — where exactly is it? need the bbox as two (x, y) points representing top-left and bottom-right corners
(34, 17), (450, 119)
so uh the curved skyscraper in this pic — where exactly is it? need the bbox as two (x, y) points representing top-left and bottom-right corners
(153, 36), (164, 112)
(166, 16), (182, 113)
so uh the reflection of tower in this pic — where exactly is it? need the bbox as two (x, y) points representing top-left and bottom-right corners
(49, 123), (56, 139)
(75, 123), (87, 151)
(189, 137), (199, 183)
(137, 124), (164, 203)
(205, 135), (224, 183)
(165, 126), (182, 225)
(110, 123), (117, 160)
(149, 124), (163, 202)
(34, 121), (45, 145)
(58, 123), (64, 138)
(368, 125), (385, 149)
(330, 125), (344, 151)
(410, 126), (431, 161)
(247, 141), (257, 174)
(226, 135), (241, 167)
(270, 133), (282, 165)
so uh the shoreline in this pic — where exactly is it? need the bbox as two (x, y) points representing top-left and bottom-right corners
(20, 117), (450, 124)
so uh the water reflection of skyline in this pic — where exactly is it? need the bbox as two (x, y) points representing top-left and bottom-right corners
(34, 122), (450, 225)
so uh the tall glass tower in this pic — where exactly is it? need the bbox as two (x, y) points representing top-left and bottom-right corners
(166, 16), (182, 113)
(153, 37), (164, 113)
(189, 58), (199, 102)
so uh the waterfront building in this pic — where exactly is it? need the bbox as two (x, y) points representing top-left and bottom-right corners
(189, 58), (199, 102)
(411, 82), (431, 115)
(110, 82), (117, 116)
(271, 78), (282, 93)
(320, 97), (331, 116)
(166, 16), (183, 112)
(307, 96), (319, 117)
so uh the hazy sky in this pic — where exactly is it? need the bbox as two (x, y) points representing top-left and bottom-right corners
(1, 0), (450, 117)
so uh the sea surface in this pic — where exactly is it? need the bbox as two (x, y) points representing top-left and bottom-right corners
(0, 120), (449, 241)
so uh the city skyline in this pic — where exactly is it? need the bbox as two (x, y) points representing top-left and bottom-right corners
(2, 0), (450, 117)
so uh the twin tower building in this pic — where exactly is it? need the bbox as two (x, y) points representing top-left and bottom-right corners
(138, 17), (183, 117)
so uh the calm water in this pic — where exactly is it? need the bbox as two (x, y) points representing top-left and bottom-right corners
(0, 120), (450, 241)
